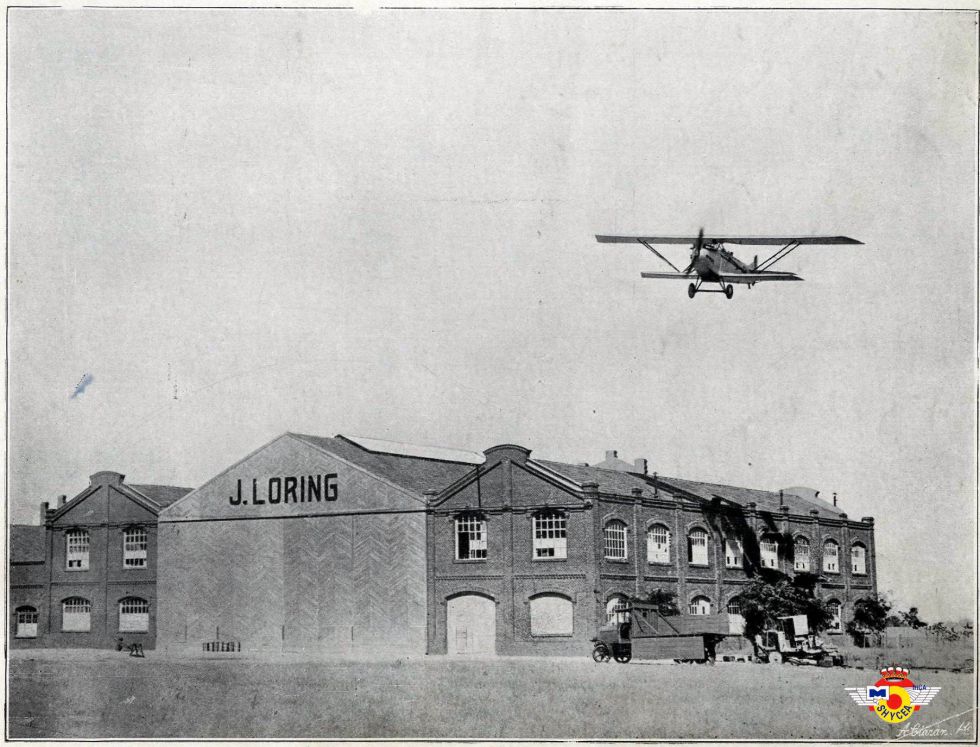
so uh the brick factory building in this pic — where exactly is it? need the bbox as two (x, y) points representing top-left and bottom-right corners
(152, 433), (876, 657)
(9, 471), (192, 649)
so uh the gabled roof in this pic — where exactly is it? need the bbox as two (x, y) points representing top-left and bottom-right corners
(656, 476), (844, 518)
(128, 484), (194, 508)
(289, 433), (477, 495)
(533, 460), (844, 517)
(533, 460), (663, 497)
(11, 525), (45, 562)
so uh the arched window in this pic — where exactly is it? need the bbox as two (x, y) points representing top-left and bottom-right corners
(119, 597), (149, 632)
(724, 537), (743, 568)
(123, 527), (148, 568)
(604, 520), (628, 560)
(65, 529), (89, 570)
(794, 536), (811, 571)
(606, 594), (630, 624)
(455, 513), (487, 560)
(726, 597), (745, 634)
(823, 540), (840, 573)
(62, 597), (91, 632)
(647, 524), (671, 564)
(688, 595), (711, 615)
(688, 528), (709, 566)
(851, 543), (867, 575)
(533, 510), (567, 559)
(760, 535), (779, 569)
(14, 606), (38, 638)
(827, 599), (842, 631)
(529, 594), (573, 636)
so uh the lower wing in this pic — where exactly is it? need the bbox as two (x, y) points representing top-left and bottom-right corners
(639, 272), (693, 280)
(719, 272), (802, 284)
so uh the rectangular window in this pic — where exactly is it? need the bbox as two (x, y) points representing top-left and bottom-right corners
(852, 546), (867, 575)
(66, 531), (89, 570)
(123, 528), (148, 568)
(62, 599), (91, 632)
(824, 544), (839, 573)
(647, 526), (670, 564)
(533, 513), (567, 559)
(760, 539), (779, 569)
(724, 539), (743, 568)
(794, 541), (811, 571)
(688, 531), (708, 566)
(119, 599), (149, 632)
(15, 608), (38, 638)
(455, 516), (487, 560)
(604, 523), (627, 560)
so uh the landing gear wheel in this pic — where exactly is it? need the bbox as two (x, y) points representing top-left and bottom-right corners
(688, 283), (696, 299)
(592, 644), (611, 663)
(614, 650), (632, 664)
(767, 651), (783, 664)
(724, 284), (734, 299)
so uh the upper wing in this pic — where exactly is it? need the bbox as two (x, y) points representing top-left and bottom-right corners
(845, 688), (875, 707)
(909, 687), (942, 706)
(640, 272), (694, 280)
(598, 235), (699, 244)
(718, 272), (802, 284)
(597, 235), (862, 245)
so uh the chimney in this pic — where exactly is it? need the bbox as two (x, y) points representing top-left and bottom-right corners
(58, 494), (66, 507)
(605, 450), (617, 461)
(779, 489), (784, 506)
(40, 501), (49, 524)
(832, 492), (837, 507)
(633, 458), (648, 475)
(631, 487), (643, 499)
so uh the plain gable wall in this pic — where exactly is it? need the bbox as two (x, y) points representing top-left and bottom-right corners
(157, 434), (428, 655)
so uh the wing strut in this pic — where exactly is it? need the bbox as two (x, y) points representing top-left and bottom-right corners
(639, 240), (682, 272)
(756, 241), (801, 272)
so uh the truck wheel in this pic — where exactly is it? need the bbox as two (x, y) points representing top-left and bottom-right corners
(614, 651), (632, 664)
(592, 644), (611, 663)
(767, 651), (783, 664)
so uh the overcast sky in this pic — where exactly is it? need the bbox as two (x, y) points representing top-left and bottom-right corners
(8, 9), (976, 622)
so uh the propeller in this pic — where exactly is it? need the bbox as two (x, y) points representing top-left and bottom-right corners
(683, 228), (705, 274)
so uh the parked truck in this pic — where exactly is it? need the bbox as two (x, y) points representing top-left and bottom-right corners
(591, 601), (730, 664)
(754, 614), (845, 666)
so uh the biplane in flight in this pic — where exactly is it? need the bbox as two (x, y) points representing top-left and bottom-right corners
(596, 229), (862, 299)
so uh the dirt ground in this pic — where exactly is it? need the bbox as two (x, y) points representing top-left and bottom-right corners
(7, 650), (977, 740)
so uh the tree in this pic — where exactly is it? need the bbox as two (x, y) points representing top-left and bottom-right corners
(846, 595), (892, 646)
(737, 569), (834, 645)
(901, 607), (927, 629)
(632, 587), (680, 616)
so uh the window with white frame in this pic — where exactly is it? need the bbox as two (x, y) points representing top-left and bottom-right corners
(455, 514), (487, 560)
(647, 524), (671, 564)
(118, 597), (149, 632)
(827, 599), (842, 631)
(123, 527), (148, 568)
(724, 538), (743, 568)
(851, 543), (867, 575)
(15, 606), (38, 638)
(794, 536), (811, 571)
(62, 597), (91, 632)
(606, 595), (630, 624)
(533, 511), (567, 559)
(760, 536), (779, 569)
(688, 595), (711, 615)
(529, 594), (573, 636)
(688, 528), (709, 566)
(823, 540), (840, 573)
(604, 520), (628, 560)
(65, 529), (89, 570)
